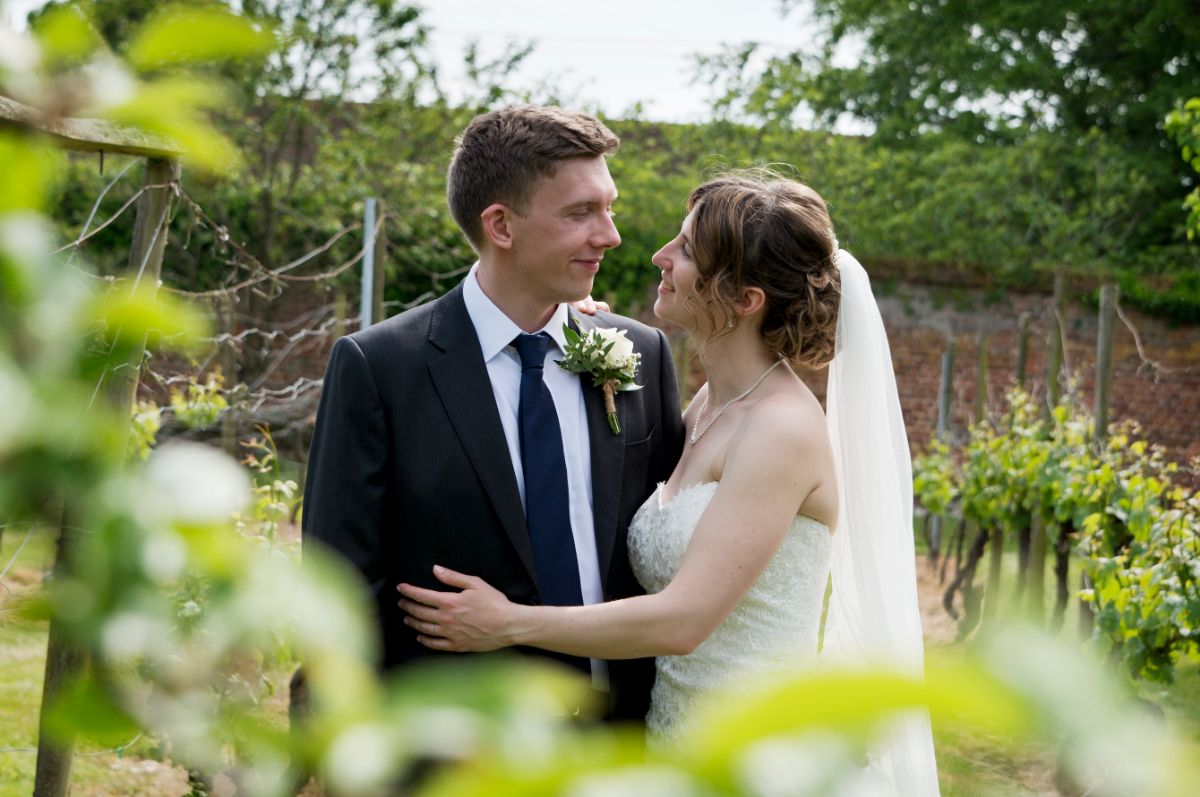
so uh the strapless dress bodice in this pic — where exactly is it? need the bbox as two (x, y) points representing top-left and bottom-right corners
(627, 481), (833, 741)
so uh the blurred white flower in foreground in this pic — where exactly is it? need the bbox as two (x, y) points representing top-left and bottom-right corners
(145, 441), (248, 526)
(325, 722), (400, 795)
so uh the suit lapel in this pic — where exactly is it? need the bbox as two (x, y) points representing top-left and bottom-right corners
(428, 286), (537, 584)
(570, 311), (625, 589)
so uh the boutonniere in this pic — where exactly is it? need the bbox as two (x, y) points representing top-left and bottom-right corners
(557, 324), (642, 435)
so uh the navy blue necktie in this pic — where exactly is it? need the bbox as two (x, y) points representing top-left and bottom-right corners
(513, 333), (584, 608)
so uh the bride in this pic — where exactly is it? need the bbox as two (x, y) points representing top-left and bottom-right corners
(398, 172), (939, 794)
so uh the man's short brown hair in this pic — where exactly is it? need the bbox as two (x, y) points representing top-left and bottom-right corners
(446, 105), (620, 249)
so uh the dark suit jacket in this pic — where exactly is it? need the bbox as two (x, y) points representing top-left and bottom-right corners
(302, 282), (685, 721)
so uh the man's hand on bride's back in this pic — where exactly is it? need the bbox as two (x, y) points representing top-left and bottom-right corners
(397, 566), (520, 653)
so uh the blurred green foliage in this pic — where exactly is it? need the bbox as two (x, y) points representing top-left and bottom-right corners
(6, 3), (1200, 795)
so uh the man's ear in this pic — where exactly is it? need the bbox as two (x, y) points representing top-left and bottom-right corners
(480, 203), (514, 250)
(734, 286), (767, 318)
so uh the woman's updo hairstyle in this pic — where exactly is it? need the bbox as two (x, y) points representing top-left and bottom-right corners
(685, 170), (841, 369)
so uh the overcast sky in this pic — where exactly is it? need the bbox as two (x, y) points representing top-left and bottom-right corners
(416, 0), (824, 123)
(3, 0), (841, 124)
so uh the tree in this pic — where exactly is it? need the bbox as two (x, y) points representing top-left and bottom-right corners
(34, 0), (546, 297)
(33, 0), (437, 271)
(697, 0), (1198, 293)
(1166, 97), (1200, 239)
(705, 0), (1199, 145)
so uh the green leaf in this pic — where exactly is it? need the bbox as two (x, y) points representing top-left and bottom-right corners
(86, 282), (208, 358)
(30, 4), (102, 65)
(686, 661), (1033, 769)
(127, 6), (276, 71)
(0, 135), (58, 213)
(107, 78), (241, 172)
(44, 673), (142, 747)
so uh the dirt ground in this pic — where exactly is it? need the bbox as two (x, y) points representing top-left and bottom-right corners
(916, 555), (963, 646)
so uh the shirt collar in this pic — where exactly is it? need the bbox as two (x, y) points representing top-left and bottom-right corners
(462, 263), (571, 362)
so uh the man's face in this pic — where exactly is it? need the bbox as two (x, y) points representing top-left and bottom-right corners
(505, 156), (621, 306)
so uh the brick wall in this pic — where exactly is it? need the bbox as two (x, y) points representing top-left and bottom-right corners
(670, 282), (1199, 468)
(257, 277), (1199, 474)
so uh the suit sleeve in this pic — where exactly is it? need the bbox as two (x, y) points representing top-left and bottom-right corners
(654, 328), (686, 480)
(302, 336), (390, 606)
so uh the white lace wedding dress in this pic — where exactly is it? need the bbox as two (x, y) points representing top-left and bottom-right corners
(619, 250), (939, 793)
(628, 481), (833, 741)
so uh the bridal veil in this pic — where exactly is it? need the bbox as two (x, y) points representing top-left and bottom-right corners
(822, 249), (941, 796)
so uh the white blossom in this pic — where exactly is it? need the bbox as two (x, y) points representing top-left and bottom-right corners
(324, 723), (399, 795)
(82, 56), (137, 110)
(0, 22), (39, 74)
(567, 766), (700, 797)
(145, 442), (249, 526)
(102, 611), (164, 658)
(142, 531), (187, 583)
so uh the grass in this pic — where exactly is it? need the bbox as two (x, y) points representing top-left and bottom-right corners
(0, 527), (185, 797)
(2, 526), (1199, 797)
(932, 720), (1059, 797)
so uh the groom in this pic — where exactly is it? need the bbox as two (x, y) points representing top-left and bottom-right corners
(302, 105), (685, 721)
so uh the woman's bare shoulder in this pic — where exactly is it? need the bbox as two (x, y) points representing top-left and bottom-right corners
(726, 391), (828, 476)
(747, 380), (826, 439)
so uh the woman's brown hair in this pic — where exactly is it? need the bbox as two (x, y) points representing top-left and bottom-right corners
(684, 171), (841, 369)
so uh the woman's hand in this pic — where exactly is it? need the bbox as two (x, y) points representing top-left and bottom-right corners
(571, 295), (610, 315)
(397, 565), (519, 653)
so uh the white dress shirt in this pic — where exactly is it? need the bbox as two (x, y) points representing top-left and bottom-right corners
(462, 266), (607, 685)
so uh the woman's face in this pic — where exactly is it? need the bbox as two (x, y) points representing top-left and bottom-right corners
(650, 209), (706, 331)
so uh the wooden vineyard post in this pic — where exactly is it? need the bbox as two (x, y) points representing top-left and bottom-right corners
(33, 158), (179, 797)
(1079, 283), (1119, 635)
(973, 331), (989, 424)
(1093, 285), (1117, 443)
(929, 338), (956, 562)
(219, 293), (239, 454)
(1026, 271), (1067, 622)
(975, 333), (1005, 624)
(334, 291), (347, 337)
(1012, 312), (1032, 600)
(1014, 312), (1030, 386)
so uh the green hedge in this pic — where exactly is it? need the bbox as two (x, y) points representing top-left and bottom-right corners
(49, 111), (1200, 321)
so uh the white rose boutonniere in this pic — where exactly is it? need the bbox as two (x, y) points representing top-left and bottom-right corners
(557, 324), (642, 435)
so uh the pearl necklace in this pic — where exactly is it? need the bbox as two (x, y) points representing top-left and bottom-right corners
(689, 359), (785, 445)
